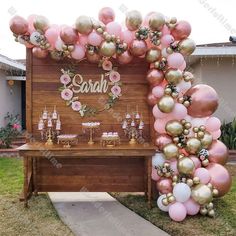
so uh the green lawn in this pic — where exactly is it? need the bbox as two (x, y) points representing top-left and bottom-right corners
(0, 157), (73, 236)
(113, 165), (236, 236)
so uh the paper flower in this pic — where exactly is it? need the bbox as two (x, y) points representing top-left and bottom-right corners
(111, 85), (121, 96)
(109, 71), (120, 83)
(72, 101), (82, 111)
(60, 74), (71, 85)
(102, 60), (113, 71)
(61, 88), (73, 101)
(12, 124), (20, 129)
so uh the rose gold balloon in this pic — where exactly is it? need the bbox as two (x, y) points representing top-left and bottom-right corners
(60, 26), (78, 44)
(207, 163), (232, 197)
(208, 140), (229, 165)
(146, 69), (164, 86)
(32, 47), (48, 58)
(156, 178), (173, 194)
(98, 7), (115, 25)
(86, 52), (101, 63)
(171, 20), (191, 40)
(185, 84), (219, 118)
(117, 51), (133, 64)
(130, 39), (147, 57)
(147, 92), (158, 106)
(10, 16), (28, 35)
(155, 134), (172, 151)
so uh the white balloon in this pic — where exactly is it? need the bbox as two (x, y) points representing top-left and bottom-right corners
(191, 117), (208, 127)
(161, 48), (168, 58)
(30, 31), (41, 46)
(152, 153), (166, 168)
(177, 80), (191, 95)
(173, 183), (191, 203)
(157, 194), (169, 212)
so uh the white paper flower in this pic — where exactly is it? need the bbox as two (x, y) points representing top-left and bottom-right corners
(61, 88), (73, 101)
(72, 101), (82, 111)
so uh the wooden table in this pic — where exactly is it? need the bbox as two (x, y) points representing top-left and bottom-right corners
(18, 142), (156, 208)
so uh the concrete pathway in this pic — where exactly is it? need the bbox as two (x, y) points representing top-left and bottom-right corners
(48, 192), (170, 236)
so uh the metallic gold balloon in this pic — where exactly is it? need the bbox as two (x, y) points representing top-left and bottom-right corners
(158, 95), (175, 113)
(125, 10), (142, 31)
(10, 16), (28, 35)
(178, 38), (196, 56)
(99, 41), (116, 57)
(149, 12), (165, 30)
(33, 15), (49, 32)
(177, 157), (195, 175)
(208, 140), (229, 165)
(163, 143), (179, 159)
(145, 48), (161, 63)
(191, 184), (213, 205)
(130, 39), (147, 56)
(185, 84), (219, 118)
(186, 138), (201, 154)
(75, 16), (93, 35)
(201, 132), (213, 149)
(146, 69), (164, 86)
(165, 120), (183, 137)
(165, 69), (183, 85)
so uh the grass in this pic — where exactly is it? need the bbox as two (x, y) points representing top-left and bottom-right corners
(113, 165), (236, 236)
(0, 157), (73, 236)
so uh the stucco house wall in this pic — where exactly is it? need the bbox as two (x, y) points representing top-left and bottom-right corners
(0, 70), (22, 127)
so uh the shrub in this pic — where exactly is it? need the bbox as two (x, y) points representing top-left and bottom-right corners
(220, 118), (236, 150)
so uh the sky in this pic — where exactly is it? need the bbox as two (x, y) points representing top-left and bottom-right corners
(1, 0), (236, 59)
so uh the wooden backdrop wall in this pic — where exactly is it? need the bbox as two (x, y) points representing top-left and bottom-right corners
(26, 49), (155, 142)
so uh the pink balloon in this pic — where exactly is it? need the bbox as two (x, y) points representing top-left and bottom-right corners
(55, 37), (64, 51)
(45, 27), (60, 47)
(154, 119), (166, 134)
(184, 198), (200, 215)
(206, 117), (221, 132)
(177, 80), (192, 95)
(143, 12), (155, 26)
(179, 60), (186, 71)
(71, 44), (85, 60)
(153, 105), (168, 119)
(27, 14), (37, 33)
(171, 20), (191, 40)
(169, 202), (187, 222)
(79, 35), (88, 46)
(161, 34), (174, 47)
(120, 29), (134, 45)
(151, 167), (161, 181)
(194, 168), (211, 184)
(212, 129), (221, 140)
(161, 25), (171, 35)
(156, 178), (173, 194)
(169, 159), (178, 175)
(87, 31), (103, 46)
(152, 86), (164, 98)
(106, 22), (121, 37)
(171, 103), (187, 119)
(190, 156), (201, 169)
(98, 7), (115, 25)
(167, 53), (185, 69)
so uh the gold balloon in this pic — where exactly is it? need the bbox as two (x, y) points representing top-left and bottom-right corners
(146, 48), (161, 63)
(33, 15), (49, 32)
(191, 184), (213, 205)
(178, 38), (196, 56)
(165, 120), (183, 137)
(201, 132), (213, 149)
(125, 10), (142, 31)
(186, 138), (201, 154)
(177, 157), (195, 175)
(165, 69), (183, 85)
(163, 143), (179, 159)
(149, 12), (165, 30)
(100, 41), (116, 57)
(158, 95), (175, 113)
(75, 16), (93, 35)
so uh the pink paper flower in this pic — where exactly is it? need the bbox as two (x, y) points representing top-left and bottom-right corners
(102, 60), (112, 71)
(60, 74), (71, 85)
(13, 124), (20, 129)
(109, 71), (120, 83)
(61, 88), (73, 101)
(111, 85), (121, 96)
(71, 101), (82, 111)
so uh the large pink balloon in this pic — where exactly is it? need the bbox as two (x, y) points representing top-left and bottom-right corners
(45, 27), (60, 47)
(27, 14), (37, 33)
(207, 163), (232, 197)
(152, 86), (164, 98)
(171, 20), (191, 40)
(169, 202), (187, 222)
(206, 117), (221, 132)
(161, 34), (174, 47)
(154, 119), (166, 134)
(211, 129), (221, 140)
(117, 51), (133, 64)
(79, 35), (88, 46)
(190, 156), (201, 169)
(194, 168), (211, 184)
(171, 103), (187, 119)
(87, 31), (103, 46)
(106, 22), (121, 37)
(153, 105), (168, 119)
(60, 26), (78, 44)
(167, 53), (185, 69)
(152, 167), (161, 181)
(184, 198), (200, 216)
(120, 30), (134, 45)
(161, 25), (171, 35)
(98, 7), (115, 25)
(71, 44), (85, 60)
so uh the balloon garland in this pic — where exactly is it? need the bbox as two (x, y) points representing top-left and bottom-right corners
(10, 7), (232, 222)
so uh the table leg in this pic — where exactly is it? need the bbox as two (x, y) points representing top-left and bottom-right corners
(144, 158), (147, 199)
(33, 158), (38, 196)
(23, 156), (29, 208)
(147, 156), (152, 209)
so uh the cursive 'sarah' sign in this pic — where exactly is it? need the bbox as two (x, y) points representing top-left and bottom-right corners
(72, 74), (109, 93)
